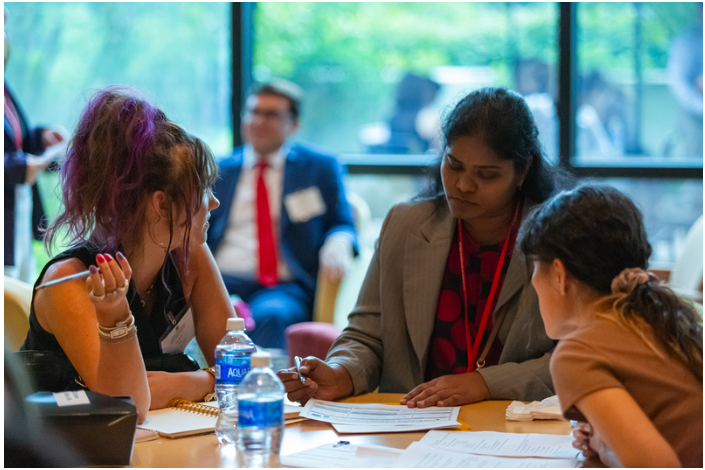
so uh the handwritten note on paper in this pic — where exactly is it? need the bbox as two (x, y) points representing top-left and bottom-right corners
(419, 430), (579, 459)
(395, 442), (579, 468)
(301, 399), (460, 427)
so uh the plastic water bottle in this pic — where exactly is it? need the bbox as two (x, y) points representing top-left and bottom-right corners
(214, 317), (256, 444)
(236, 352), (285, 468)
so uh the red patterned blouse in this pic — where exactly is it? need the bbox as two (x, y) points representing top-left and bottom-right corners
(425, 222), (517, 381)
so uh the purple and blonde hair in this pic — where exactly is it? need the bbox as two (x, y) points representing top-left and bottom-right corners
(46, 86), (218, 267)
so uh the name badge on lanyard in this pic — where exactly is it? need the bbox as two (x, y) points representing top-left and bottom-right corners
(160, 303), (196, 354)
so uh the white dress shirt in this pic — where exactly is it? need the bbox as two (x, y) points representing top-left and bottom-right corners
(215, 144), (293, 281)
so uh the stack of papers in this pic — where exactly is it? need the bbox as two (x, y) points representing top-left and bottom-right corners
(300, 399), (460, 433)
(282, 442), (404, 468)
(505, 395), (565, 421)
(394, 430), (580, 468)
(282, 430), (581, 468)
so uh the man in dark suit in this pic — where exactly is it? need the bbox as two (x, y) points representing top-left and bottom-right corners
(4, 6), (66, 282)
(208, 79), (358, 350)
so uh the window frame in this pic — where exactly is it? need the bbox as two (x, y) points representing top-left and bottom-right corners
(233, 2), (702, 179)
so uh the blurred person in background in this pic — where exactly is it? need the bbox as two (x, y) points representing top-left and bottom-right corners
(514, 58), (558, 163)
(576, 71), (633, 158)
(387, 73), (440, 154)
(666, 3), (703, 157)
(4, 6), (67, 283)
(208, 79), (358, 351)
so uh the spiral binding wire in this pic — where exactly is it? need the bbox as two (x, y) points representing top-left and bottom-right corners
(167, 398), (219, 418)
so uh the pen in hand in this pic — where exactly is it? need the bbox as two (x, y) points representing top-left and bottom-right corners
(34, 268), (102, 290)
(294, 356), (306, 384)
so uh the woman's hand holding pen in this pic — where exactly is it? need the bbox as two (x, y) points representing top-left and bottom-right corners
(277, 357), (353, 405)
(85, 252), (133, 326)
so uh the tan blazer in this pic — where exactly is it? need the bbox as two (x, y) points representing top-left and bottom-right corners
(326, 198), (555, 401)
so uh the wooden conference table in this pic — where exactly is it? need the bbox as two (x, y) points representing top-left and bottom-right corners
(131, 393), (572, 468)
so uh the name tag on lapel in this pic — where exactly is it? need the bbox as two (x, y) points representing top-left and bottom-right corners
(160, 305), (196, 354)
(284, 186), (326, 223)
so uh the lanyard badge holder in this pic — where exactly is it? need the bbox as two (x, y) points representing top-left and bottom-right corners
(457, 200), (522, 372)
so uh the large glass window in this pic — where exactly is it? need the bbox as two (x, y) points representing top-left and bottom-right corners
(5, 2), (702, 278)
(585, 178), (702, 268)
(6, 2), (231, 269)
(5, 2), (232, 156)
(254, 2), (702, 269)
(254, 2), (558, 159)
(576, 2), (703, 165)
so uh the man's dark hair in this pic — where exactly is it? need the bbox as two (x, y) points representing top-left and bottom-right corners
(251, 79), (304, 119)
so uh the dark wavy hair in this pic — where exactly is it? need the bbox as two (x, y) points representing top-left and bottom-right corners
(45, 86), (218, 269)
(520, 184), (703, 381)
(418, 87), (567, 204)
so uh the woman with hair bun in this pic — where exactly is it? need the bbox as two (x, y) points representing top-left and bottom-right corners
(520, 184), (703, 467)
(21, 87), (235, 422)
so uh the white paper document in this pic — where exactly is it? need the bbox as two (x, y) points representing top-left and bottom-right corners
(395, 442), (579, 468)
(282, 442), (403, 468)
(331, 422), (460, 434)
(419, 430), (579, 459)
(300, 399), (460, 432)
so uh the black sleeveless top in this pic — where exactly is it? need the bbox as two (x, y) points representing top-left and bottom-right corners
(21, 245), (195, 388)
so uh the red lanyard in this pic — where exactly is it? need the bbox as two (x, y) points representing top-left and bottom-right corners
(458, 201), (521, 373)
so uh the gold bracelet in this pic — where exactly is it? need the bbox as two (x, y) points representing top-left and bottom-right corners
(98, 324), (137, 344)
(200, 367), (216, 402)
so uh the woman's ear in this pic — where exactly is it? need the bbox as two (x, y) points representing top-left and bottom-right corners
(147, 191), (169, 221)
(516, 155), (533, 190)
(552, 258), (568, 296)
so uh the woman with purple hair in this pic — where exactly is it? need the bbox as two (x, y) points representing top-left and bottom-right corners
(21, 87), (234, 422)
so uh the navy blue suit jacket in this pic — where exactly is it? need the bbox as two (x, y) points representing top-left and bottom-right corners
(4, 82), (47, 266)
(207, 144), (358, 297)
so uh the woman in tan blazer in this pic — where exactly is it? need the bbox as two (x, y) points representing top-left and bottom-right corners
(280, 87), (567, 407)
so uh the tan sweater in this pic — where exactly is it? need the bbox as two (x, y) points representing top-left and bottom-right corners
(551, 314), (702, 468)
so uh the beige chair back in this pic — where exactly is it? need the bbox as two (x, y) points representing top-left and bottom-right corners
(5, 276), (33, 351)
(312, 192), (371, 323)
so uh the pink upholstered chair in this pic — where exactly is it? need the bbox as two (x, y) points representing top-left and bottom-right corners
(285, 321), (342, 367)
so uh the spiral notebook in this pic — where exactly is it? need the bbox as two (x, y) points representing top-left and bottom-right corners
(136, 398), (303, 441)
(137, 399), (218, 440)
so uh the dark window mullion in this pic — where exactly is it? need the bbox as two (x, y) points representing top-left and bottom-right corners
(232, 3), (255, 149)
(558, 2), (577, 171)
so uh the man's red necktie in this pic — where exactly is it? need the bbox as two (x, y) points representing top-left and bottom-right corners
(255, 162), (278, 287)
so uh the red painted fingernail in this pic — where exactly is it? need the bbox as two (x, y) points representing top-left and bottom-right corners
(96, 254), (105, 263)
(104, 254), (114, 262)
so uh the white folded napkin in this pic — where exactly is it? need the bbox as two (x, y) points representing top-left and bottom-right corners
(505, 395), (565, 421)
